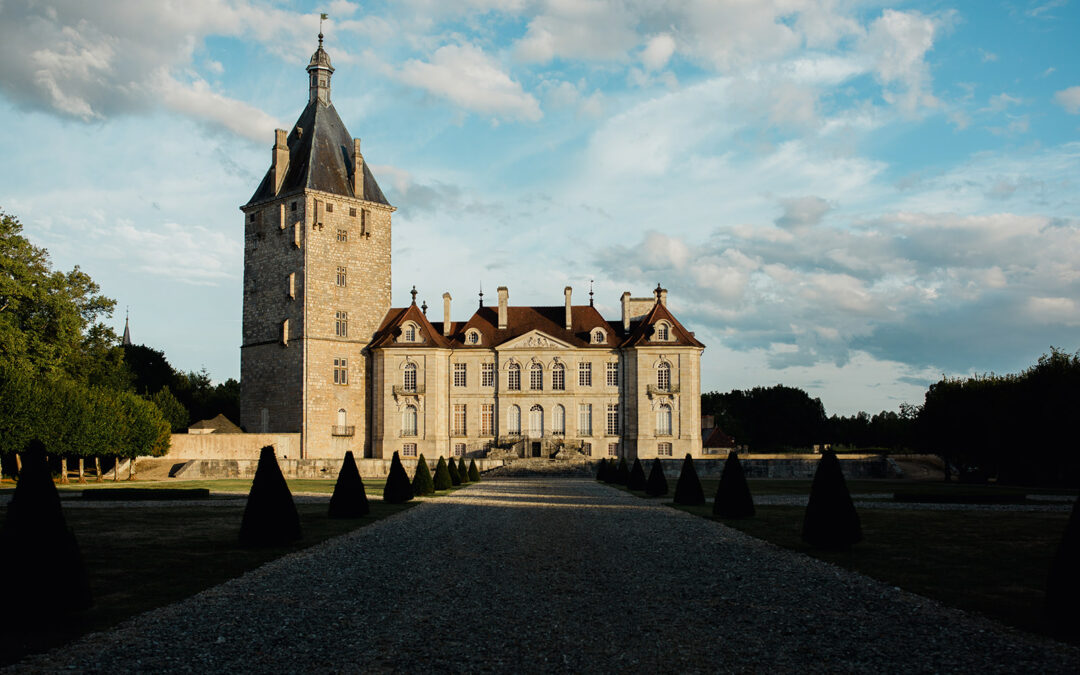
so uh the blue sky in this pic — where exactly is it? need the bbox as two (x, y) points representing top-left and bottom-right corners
(1, 0), (1077, 415)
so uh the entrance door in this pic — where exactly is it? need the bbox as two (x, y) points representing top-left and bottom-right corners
(532, 442), (542, 457)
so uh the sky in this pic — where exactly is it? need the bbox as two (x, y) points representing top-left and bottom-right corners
(0, 0), (1077, 416)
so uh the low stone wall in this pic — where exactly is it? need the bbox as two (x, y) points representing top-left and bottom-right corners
(166, 433), (302, 460)
(590, 455), (901, 480)
(172, 457), (508, 480)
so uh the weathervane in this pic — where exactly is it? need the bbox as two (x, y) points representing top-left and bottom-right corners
(318, 12), (328, 44)
(478, 283), (484, 308)
(589, 280), (594, 306)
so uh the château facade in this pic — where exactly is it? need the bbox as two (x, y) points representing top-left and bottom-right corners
(240, 37), (705, 461)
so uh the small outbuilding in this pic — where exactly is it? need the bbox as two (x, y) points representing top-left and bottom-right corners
(188, 414), (243, 435)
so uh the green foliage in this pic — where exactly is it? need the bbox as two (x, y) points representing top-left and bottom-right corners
(382, 452), (414, 504)
(1046, 496), (1080, 629)
(411, 454), (435, 496)
(627, 458), (647, 490)
(149, 385), (189, 432)
(328, 451), (369, 518)
(433, 456), (453, 490)
(713, 451), (755, 518)
(701, 384), (827, 451)
(448, 456), (462, 486)
(468, 459), (480, 482)
(614, 457), (629, 485)
(117, 391), (171, 458)
(802, 450), (862, 549)
(239, 446), (301, 546)
(673, 454), (705, 505)
(645, 458), (668, 497)
(457, 456), (470, 484)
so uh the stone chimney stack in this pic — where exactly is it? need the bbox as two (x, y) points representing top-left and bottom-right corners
(272, 129), (289, 193)
(564, 286), (573, 330)
(621, 292), (631, 331)
(442, 292), (452, 336)
(497, 286), (509, 330)
(351, 138), (364, 200)
(660, 288), (668, 306)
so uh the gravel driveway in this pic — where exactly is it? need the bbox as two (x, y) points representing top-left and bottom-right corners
(10, 477), (1079, 673)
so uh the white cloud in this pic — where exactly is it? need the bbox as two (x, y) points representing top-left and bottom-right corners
(1054, 86), (1080, 114)
(640, 33), (676, 71)
(397, 43), (541, 121)
(861, 9), (948, 114)
(776, 196), (831, 229)
(152, 71), (280, 142)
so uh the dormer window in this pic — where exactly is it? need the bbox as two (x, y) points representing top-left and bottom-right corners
(592, 329), (606, 344)
(466, 329), (481, 345)
(654, 322), (671, 341)
(399, 322), (420, 343)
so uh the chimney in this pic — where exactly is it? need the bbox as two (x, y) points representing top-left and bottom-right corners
(351, 138), (364, 200)
(564, 286), (573, 330)
(272, 129), (289, 192)
(621, 292), (631, 331)
(442, 292), (452, 336)
(497, 286), (509, 330)
(660, 288), (668, 306)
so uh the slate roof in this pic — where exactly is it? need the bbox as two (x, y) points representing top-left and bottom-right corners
(245, 99), (389, 207)
(620, 300), (705, 348)
(370, 302), (452, 349)
(703, 426), (737, 448)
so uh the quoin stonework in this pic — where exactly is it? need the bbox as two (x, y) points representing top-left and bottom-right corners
(240, 36), (705, 461)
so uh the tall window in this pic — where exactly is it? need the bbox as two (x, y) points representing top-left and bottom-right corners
(335, 311), (348, 337)
(337, 229), (348, 242)
(336, 266), (347, 287)
(657, 442), (673, 456)
(508, 405), (521, 434)
(608, 442), (618, 457)
(657, 403), (672, 436)
(403, 362), (417, 392)
(552, 363), (565, 390)
(582, 442), (592, 456)
(657, 362), (671, 391)
(656, 323), (669, 340)
(360, 209), (367, 235)
(606, 362), (619, 387)
(453, 363), (467, 388)
(552, 404), (565, 434)
(508, 363), (521, 391)
(529, 404), (543, 437)
(481, 362), (495, 387)
(402, 443), (417, 457)
(606, 403), (619, 435)
(454, 443), (466, 457)
(480, 403), (494, 435)
(453, 404), (467, 435)
(333, 357), (348, 385)
(530, 363), (543, 390)
(592, 330), (604, 344)
(578, 404), (592, 436)
(402, 405), (417, 437)
(578, 362), (592, 387)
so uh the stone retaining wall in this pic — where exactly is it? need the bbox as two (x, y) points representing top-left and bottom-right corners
(592, 455), (901, 479)
(166, 433), (302, 460)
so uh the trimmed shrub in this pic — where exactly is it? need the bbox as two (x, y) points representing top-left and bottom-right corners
(468, 459), (481, 482)
(447, 456), (462, 486)
(328, 451), (370, 518)
(383, 451), (414, 504)
(1046, 495), (1080, 627)
(603, 458), (619, 483)
(713, 450), (755, 518)
(457, 457), (470, 484)
(411, 454), (435, 496)
(802, 450), (862, 549)
(615, 458), (629, 485)
(673, 454), (705, 505)
(645, 458), (668, 497)
(0, 439), (92, 618)
(433, 456), (453, 491)
(240, 445), (301, 546)
(627, 458), (647, 491)
(596, 459), (608, 481)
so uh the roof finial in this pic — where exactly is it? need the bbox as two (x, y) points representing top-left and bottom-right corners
(319, 12), (327, 45)
(410, 285), (418, 304)
(421, 300), (428, 315)
(478, 283), (484, 308)
(589, 280), (594, 307)
(655, 282), (663, 301)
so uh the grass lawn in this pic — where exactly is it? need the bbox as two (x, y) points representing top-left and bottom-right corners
(3, 478), (390, 497)
(712, 479), (1078, 499)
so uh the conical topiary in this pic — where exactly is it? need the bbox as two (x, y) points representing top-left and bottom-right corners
(673, 454), (706, 505)
(328, 451), (370, 518)
(596, 459), (608, 481)
(627, 458), (647, 491)
(433, 456), (453, 491)
(713, 450), (754, 518)
(457, 456), (470, 484)
(0, 439), (92, 618)
(1046, 495), (1080, 627)
(645, 458), (668, 497)
(468, 459), (481, 482)
(447, 455), (462, 486)
(411, 454), (435, 496)
(802, 450), (862, 549)
(383, 451), (414, 504)
(240, 445), (301, 546)
(603, 458), (619, 484)
(615, 457), (629, 485)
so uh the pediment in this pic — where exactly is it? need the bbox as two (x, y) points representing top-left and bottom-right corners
(497, 330), (574, 351)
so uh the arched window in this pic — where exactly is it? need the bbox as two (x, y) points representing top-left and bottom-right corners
(467, 330), (480, 345)
(508, 404), (521, 434)
(553, 404), (565, 434)
(402, 405), (417, 437)
(657, 362), (671, 391)
(552, 362), (565, 390)
(656, 323), (669, 341)
(404, 323), (416, 341)
(403, 362), (416, 392)
(529, 404), (544, 437)
(508, 363), (521, 391)
(592, 329), (605, 344)
(656, 403), (672, 436)
(530, 363), (543, 390)
(337, 408), (347, 427)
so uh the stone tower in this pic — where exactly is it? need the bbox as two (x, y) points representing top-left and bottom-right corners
(240, 34), (395, 458)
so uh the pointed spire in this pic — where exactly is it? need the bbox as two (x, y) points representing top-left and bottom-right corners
(122, 307), (132, 346)
(306, 25), (334, 105)
(478, 283), (484, 308)
(589, 280), (594, 307)
(410, 285), (418, 304)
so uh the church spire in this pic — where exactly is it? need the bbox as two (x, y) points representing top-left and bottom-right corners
(122, 307), (132, 346)
(306, 28), (334, 105)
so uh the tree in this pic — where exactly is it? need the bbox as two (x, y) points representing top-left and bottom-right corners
(448, 456), (462, 486)
(627, 458), (647, 491)
(673, 454), (705, 505)
(614, 458), (629, 485)
(412, 454), (435, 496)
(329, 451), (370, 518)
(1046, 495), (1080, 629)
(433, 456), (453, 491)
(802, 450), (862, 549)
(468, 459), (480, 482)
(713, 451), (754, 518)
(645, 458), (668, 497)
(150, 385), (189, 432)
(702, 385), (827, 451)
(383, 451), (414, 504)
(457, 456), (470, 484)
(239, 446), (301, 546)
